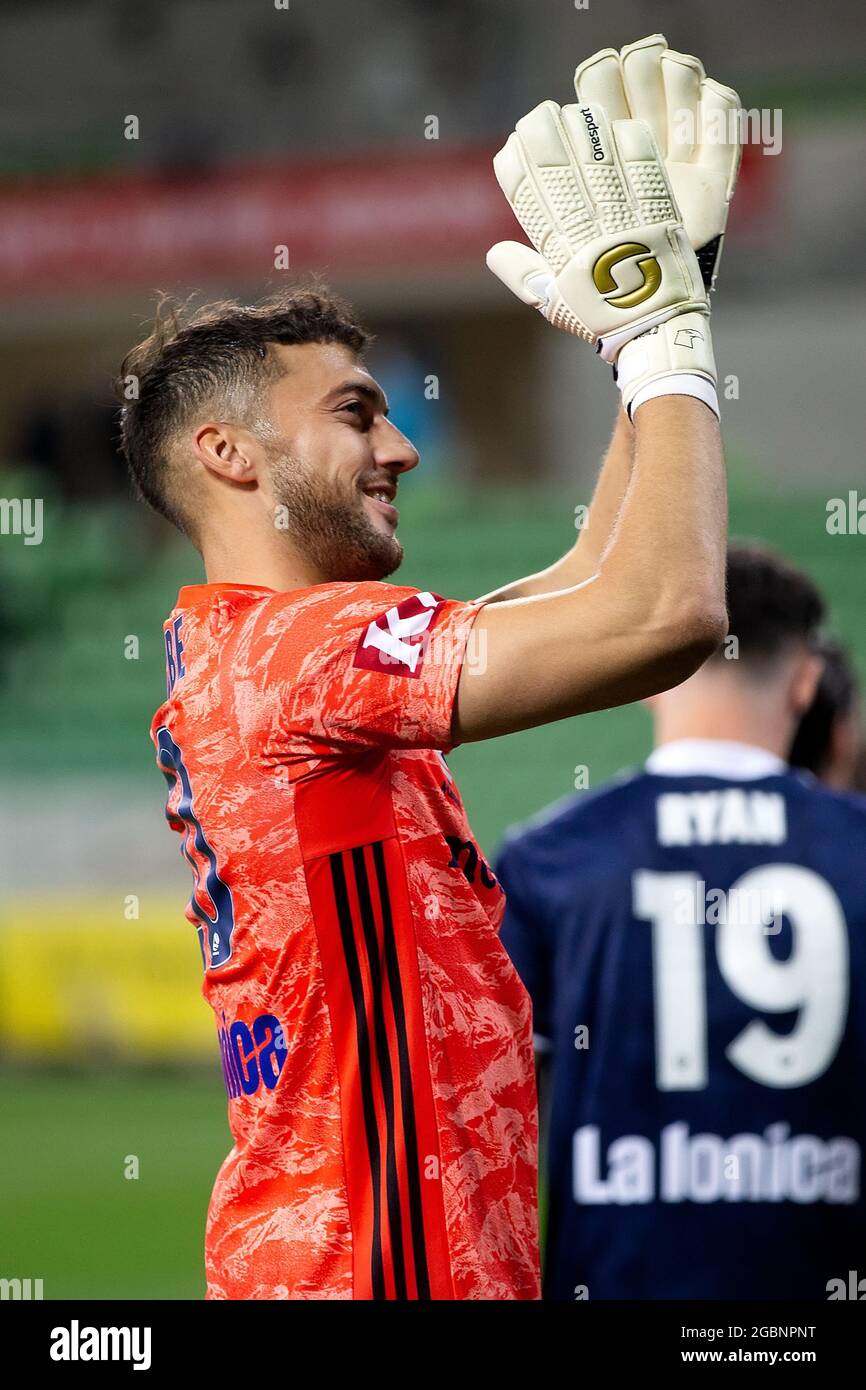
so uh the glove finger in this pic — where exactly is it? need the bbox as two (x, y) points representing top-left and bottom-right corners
(619, 33), (669, 154)
(486, 241), (552, 309)
(697, 77), (742, 197)
(612, 117), (677, 216)
(612, 115), (665, 166)
(560, 99), (617, 169)
(561, 102), (634, 241)
(573, 47), (630, 122)
(492, 132), (554, 257)
(661, 49), (705, 162)
(514, 100), (574, 172)
(703, 74), (741, 110)
(492, 130), (528, 204)
(515, 101), (611, 261)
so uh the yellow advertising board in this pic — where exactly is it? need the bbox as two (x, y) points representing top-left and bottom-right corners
(0, 896), (215, 1061)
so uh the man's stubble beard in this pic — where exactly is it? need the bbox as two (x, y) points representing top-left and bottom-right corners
(268, 446), (403, 583)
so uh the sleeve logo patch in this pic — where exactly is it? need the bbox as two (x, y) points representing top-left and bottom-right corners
(353, 590), (445, 678)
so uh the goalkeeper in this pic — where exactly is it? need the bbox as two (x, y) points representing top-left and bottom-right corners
(122, 35), (739, 1299)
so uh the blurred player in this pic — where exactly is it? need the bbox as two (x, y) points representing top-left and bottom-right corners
(790, 635), (866, 791)
(497, 541), (866, 1299)
(119, 34), (736, 1298)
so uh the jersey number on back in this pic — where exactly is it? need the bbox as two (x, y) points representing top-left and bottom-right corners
(633, 865), (849, 1091)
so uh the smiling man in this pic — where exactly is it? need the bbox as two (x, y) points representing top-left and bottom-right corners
(121, 219), (726, 1305)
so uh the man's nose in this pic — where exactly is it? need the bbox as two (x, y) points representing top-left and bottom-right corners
(373, 419), (420, 474)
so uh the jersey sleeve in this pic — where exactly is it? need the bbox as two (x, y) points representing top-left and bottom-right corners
(251, 584), (484, 755)
(495, 839), (554, 1052)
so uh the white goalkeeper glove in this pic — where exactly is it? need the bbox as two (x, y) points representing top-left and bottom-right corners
(486, 100), (708, 364)
(574, 33), (742, 291)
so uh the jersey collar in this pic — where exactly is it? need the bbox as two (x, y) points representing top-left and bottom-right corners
(645, 739), (787, 780)
(176, 582), (276, 607)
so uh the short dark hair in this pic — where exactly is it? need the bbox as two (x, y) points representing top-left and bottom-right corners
(116, 282), (371, 535)
(717, 539), (826, 669)
(789, 636), (858, 775)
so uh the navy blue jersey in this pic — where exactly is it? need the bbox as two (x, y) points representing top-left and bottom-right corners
(496, 757), (866, 1300)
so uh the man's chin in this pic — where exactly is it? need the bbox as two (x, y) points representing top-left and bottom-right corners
(331, 534), (403, 583)
(363, 539), (403, 582)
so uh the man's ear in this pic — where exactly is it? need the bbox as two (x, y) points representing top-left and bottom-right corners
(790, 651), (825, 717)
(192, 422), (260, 485)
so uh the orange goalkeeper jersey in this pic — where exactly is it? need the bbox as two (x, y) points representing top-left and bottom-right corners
(151, 580), (540, 1300)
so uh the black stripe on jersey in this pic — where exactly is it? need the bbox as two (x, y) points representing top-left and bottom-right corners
(351, 846), (408, 1300)
(329, 850), (386, 1300)
(372, 839), (432, 1301)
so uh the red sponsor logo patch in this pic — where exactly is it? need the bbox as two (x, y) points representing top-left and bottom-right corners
(353, 590), (445, 678)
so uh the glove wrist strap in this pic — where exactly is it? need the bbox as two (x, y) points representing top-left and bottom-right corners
(615, 311), (719, 419)
(628, 374), (720, 420)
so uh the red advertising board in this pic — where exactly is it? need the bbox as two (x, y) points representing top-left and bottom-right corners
(0, 142), (773, 297)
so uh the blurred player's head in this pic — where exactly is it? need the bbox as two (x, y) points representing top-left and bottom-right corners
(647, 540), (827, 758)
(118, 284), (419, 583)
(789, 636), (865, 790)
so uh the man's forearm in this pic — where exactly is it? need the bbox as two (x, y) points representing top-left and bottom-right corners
(570, 406), (635, 577)
(477, 406), (635, 603)
(598, 395), (728, 643)
(455, 394), (728, 742)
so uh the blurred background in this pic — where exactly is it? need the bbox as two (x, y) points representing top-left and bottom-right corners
(1, 0), (864, 1298)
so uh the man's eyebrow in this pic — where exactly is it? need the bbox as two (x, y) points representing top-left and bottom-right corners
(323, 380), (389, 416)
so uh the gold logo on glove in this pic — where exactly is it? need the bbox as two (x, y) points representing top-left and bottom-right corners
(592, 243), (661, 309)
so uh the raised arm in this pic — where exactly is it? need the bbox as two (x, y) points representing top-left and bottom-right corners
(456, 38), (740, 742)
(454, 393), (726, 741)
(478, 406), (634, 603)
